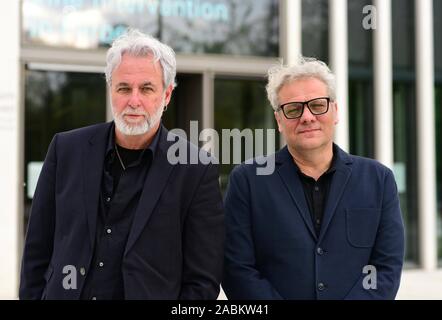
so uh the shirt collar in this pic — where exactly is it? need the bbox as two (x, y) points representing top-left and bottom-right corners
(292, 144), (340, 176)
(106, 121), (162, 159)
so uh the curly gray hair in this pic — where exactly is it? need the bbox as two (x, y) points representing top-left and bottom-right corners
(266, 56), (336, 111)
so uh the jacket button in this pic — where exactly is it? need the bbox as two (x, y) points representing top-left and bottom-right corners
(80, 267), (86, 276)
(318, 282), (326, 291)
(317, 247), (324, 255)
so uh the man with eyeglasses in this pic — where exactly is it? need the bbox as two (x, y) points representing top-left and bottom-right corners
(222, 57), (404, 300)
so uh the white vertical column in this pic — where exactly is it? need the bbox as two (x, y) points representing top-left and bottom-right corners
(415, 0), (437, 271)
(279, 0), (302, 148)
(0, 1), (21, 299)
(373, 0), (394, 169)
(280, 0), (302, 65)
(202, 71), (214, 131)
(201, 71), (215, 154)
(329, 0), (349, 152)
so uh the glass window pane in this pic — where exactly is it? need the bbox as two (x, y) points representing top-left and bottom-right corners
(392, 0), (418, 265)
(348, 0), (374, 158)
(434, 0), (442, 74)
(348, 0), (373, 67)
(392, 0), (415, 70)
(436, 85), (442, 265)
(24, 69), (107, 228)
(22, 0), (279, 57)
(348, 80), (374, 158)
(214, 77), (278, 191)
(302, 0), (329, 63)
(393, 83), (418, 265)
(435, 0), (442, 265)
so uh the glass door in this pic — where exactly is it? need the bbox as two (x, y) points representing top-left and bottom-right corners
(24, 66), (107, 232)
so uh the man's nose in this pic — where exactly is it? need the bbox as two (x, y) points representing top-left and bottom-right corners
(300, 104), (316, 122)
(128, 89), (142, 107)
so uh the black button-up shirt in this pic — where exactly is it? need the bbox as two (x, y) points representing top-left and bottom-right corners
(81, 124), (160, 300)
(295, 147), (337, 237)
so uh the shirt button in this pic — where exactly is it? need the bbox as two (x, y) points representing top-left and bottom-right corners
(106, 197), (111, 202)
(106, 228), (112, 234)
(318, 282), (326, 291)
(316, 219), (321, 225)
(314, 186), (319, 191)
(317, 247), (324, 255)
(80, 267), (86, 276)
(98, 262), (104, 267)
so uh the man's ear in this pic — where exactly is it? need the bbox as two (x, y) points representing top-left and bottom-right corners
(333, 102), (339, 125)
(274, 111), (283, 132)
(163, 84), (174, 106)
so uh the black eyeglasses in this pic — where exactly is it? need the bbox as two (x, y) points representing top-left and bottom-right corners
(277, 97), (330, 119)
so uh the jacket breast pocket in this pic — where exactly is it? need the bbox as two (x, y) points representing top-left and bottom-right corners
(346, 208), (381, 248)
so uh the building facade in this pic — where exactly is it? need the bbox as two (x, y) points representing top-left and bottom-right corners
(0, 0), (440, 298)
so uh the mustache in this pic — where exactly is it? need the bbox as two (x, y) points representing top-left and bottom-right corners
(298, 127), (320, 133)
(121, 108), (148, 117)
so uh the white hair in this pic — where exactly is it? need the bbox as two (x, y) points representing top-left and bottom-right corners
(266, 56), (336, 111)
(105, 29), (177, 89)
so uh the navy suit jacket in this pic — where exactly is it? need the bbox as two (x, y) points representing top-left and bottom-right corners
(223, 145), (404, 299)
(20, 122), (224, 300)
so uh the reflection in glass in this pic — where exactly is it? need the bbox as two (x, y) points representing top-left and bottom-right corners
(214, 77), (278, 191)
(435, 0), (442, 265)
(348, 81), (374, 158)
(436, 85), (442, 265)
(22, 0), (279, 57)
(392, 0), (418, 265)
(393, 83), (418, 265)
(434, 0), (442, 73)
(302, 0), (329, 63)
(392, 0), (415, 70)
(348, 0), (374, 158)
(348, 0), (373, 67)
(162, 73), (203, 138)
(24, 69), (107, 230)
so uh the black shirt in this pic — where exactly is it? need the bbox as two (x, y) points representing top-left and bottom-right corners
(294, 148), (337, 237)
(81, 124), (160, 300)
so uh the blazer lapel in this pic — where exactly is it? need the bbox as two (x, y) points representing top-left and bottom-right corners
(318, 146), (353, 243)
(124, 127), (175, 256)
(276, 147), (318, 241)
(82, 123), (112, 248)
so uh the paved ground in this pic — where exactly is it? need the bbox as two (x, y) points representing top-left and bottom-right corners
(396, 269), (442, 300)
(218, 269), (442, 300)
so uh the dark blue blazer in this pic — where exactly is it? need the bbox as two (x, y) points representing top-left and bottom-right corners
(223, 145), (404, 299)
(20, 122), (224, 300)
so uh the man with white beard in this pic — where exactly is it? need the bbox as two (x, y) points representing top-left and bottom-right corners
(19, 29), (225, 300)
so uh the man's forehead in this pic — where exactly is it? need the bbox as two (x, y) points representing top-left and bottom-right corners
(285, 77), (327, 89)
(279, 78), (328, 99)
(112, 54), (163, 84)
(116, 53), (162, 71)
(115, 80), (155, 86)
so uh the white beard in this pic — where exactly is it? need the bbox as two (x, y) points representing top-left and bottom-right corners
(112, 101), (164, 136)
